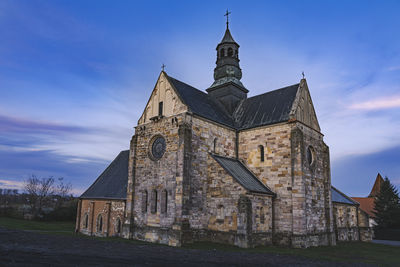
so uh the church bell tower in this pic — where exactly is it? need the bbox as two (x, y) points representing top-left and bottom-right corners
(207, 11), (248, 114)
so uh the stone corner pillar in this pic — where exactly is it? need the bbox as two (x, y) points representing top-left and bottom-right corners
(123, 134), (138, 239)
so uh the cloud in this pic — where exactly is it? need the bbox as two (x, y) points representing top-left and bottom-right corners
(349, 95), (400, 110)
(0, 114), (93, 134)
(0, 148), (110, 196)
(0, 179), (24, 190)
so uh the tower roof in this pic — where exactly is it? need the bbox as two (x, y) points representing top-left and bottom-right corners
(220, 28), (237, 44)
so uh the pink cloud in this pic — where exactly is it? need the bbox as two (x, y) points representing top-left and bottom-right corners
(0, 179), (24, 190)
(349, 96), (400, 110)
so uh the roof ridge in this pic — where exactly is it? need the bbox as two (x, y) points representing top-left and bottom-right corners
(246, 83), (300, 100)
(167, 75), (208, 96)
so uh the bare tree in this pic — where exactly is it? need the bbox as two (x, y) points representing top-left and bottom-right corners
(24, 175), (55, 217)
(55, 177), (72, 208)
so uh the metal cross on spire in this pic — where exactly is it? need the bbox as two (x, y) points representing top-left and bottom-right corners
(224, 9), (231, 28)
(302, 71), (305, 79)
(161, 64), (166, 72)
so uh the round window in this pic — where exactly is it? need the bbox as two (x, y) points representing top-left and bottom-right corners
(151, 136), (166, 160)
(307, 146), (315, 165)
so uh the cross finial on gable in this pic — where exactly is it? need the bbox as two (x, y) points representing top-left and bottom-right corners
(224, 9), (231, 29)
(302, 71), (305, 79)
(161, 64), (166, 72)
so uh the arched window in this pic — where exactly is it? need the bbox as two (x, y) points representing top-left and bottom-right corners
(259, 145), (265, 162)
(307, 146), (315, 165)
(228, 47), (233, 57)
(83, 213), (88, 229)
(151, 189), (158, 214)
(161, 189), (168, 214)
(97, 214), (103, 233)
(116, 217), (121, 234)
(142, 190), (148, 213)
(220, 48), (225, 57)
(260, 207), (265, 224)
(213, 138), (217, 153)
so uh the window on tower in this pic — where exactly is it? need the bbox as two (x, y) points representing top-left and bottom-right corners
(228, 47), (233, 57)
(220, 48), (225, 57)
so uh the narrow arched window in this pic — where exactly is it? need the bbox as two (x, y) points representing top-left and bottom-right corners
(228, 47), (233, 57)
(220, 48), (225, 57)
(142, 190), (148, 213)
(151, 189), (158, 214)
(97, 214), (103, 232)
(213, 138), (217, 153)
(83, 213), (88, 229)
(260, 207), (265, 224)
(116, 217), (121, 234)
(259, 145), (265, 162)
(161, 189), (168, 214)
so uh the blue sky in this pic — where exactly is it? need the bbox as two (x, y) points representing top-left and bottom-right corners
(0, 0), (399, 196)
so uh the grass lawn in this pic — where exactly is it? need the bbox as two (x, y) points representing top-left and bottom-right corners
(184, 241), (400, 266)
(0, 217), (75, 233)
(0, 217), (398, 266)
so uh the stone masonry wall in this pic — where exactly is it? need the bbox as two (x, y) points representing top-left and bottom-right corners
(131, 113), (186, 246)
(238, 122), (334, 247)
(238, 123), (293, 245)
(79, 199), (125, 237)
(202, 153), (273, 247)
(292, 122), (335, 247)
(332, 203), (359, 241)
(188, 116), (236, 229)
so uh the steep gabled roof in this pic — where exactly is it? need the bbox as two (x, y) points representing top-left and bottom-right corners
(166, 74), (300, 130)
(331, 186), (359, 205)
(211, 154), (275, 195)
(234, 84), (299, 130)
(369, 173), (384, 197)
(80, 150), (129, 200)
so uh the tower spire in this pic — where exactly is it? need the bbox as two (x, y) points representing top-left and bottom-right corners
(224, 9), (231, 29)
(207, 14), (248, 115)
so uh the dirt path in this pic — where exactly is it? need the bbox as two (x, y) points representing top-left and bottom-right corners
(0, 228), (370, 267)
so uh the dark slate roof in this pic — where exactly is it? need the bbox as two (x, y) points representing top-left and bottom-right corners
(234, 84), (299, 130)
(331, 186), (359, 205)
(80, 150), (129, 200)
(211, 154), (275, 195)
(220, 28), (236, 44)
(167, 76), (235, 127)
(166, 74), (299, 130)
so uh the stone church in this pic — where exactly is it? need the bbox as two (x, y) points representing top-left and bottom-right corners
(75, 20), (371, 248)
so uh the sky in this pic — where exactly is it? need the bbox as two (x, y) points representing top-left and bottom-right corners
(0, 0), (399, 197)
